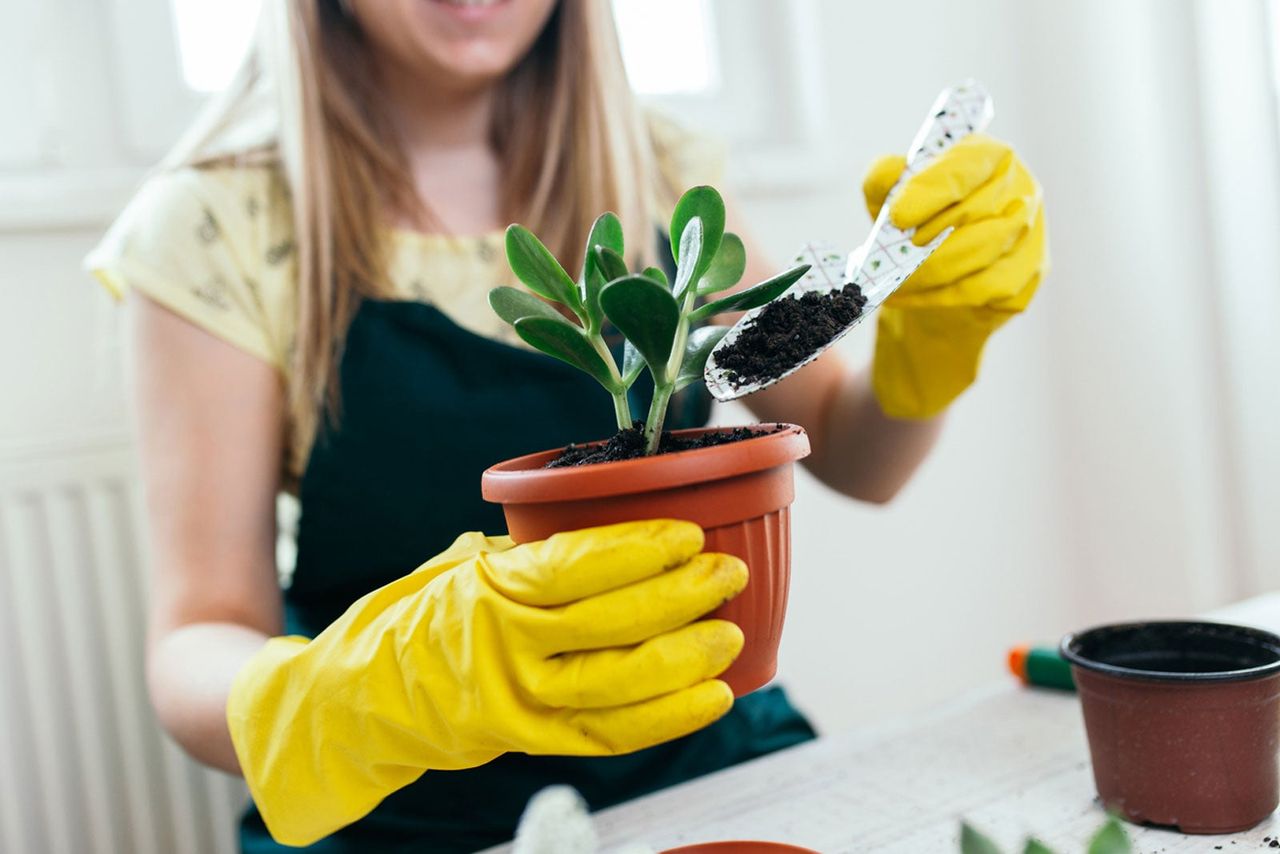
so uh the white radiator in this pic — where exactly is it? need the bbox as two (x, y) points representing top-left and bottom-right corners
(0, 434), (247, 854)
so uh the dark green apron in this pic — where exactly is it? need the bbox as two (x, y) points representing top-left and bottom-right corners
(239, 295), (816, 853)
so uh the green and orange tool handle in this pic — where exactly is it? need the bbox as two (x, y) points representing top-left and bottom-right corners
(1008, 644), (1076, 691)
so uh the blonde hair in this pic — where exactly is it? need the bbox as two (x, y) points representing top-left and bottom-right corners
(163, 0), (669, 460)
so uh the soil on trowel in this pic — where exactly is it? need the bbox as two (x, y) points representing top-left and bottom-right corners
(715, 282), (868, 389)
(546, 423), (784, 468)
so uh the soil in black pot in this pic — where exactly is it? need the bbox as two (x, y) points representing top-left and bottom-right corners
(715, 283), (868, 389)
(546, 423), (783, 468)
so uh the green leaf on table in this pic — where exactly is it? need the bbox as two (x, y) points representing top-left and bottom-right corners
(1022, 839), (1056, 854)
(689, 263), (810, 321)
(506, 224), (584, 316)
(513, 316), (618, 391)
(671, 216), (704, 300)
(641, 266), (669, 288)
(960, 823), (1004, 854)
(697, 232), (746, 295)
(1086, 818), (1130, 854)
(581, 212), (624, 327)
(599, 275), (680, 383)
(488, 286), (565, 326)
(675, 325), (728, 391)
(593, 245), (630, 284)
(670, 185), (725, 286)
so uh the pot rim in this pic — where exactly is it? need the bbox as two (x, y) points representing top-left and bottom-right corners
(481, 423), (810, 504)
(1060, 620), (1280, 683)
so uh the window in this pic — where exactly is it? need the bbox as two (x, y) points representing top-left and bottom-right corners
(168, 0), (720, 97)
(135, 0), (829, 184)
(613, 0), (719, 96)
(170, 0), (260, 93)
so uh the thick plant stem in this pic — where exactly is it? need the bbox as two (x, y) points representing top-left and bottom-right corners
(589, 335), (631, 430)
(642, 293), (698, 454)
(643, 383), (673, 454)
(611, 392), (632, 431)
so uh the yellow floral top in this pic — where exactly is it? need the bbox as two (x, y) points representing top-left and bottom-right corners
(86, 114), (723, 477)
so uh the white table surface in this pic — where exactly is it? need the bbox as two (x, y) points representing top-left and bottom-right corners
(483, 592), (1280, 853)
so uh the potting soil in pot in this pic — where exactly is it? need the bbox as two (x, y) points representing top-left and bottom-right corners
(715, 282), (868, 389)
(546, 424), (785, 468)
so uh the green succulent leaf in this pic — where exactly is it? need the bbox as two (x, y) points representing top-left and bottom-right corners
(671, 216), (704, 300)
(689, 263), (810, 322)
(670, 185), (725, 287)
(675, 325), (729, 391)
(1022, 840), (1056, 854)
(960, 823), (1003, 854)
(697, 232), (746, 295)
(581, 213), (625, 327)
(488, 286), (565, 326)
(593, 245), (630, 284)
(1086, 819), (1130, 854)
(506, 224), (584, 317)
(583, 212), (624, 267)
(599, 275), (680, 383)
(622, 341), (644, 387)
(513, 316), (618, 391)
(641, 266), (669, 288)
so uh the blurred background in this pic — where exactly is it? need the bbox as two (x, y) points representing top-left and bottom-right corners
(3, 0), (1279, 852)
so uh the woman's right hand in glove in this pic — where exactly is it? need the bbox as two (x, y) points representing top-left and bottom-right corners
(225, 519), (747, 846)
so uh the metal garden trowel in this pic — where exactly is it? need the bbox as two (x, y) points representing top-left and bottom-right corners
(703, 80), (995, 401)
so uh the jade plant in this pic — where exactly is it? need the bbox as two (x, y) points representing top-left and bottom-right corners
(489, 185), (809, 455)
(960, 817), (1130, 854)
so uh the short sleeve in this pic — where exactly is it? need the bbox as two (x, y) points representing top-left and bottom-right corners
(647, 109), (727, 198)
(84, 165), (294, 370)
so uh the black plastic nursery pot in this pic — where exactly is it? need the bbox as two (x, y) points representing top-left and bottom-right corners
(1061, 621), (1280, 833)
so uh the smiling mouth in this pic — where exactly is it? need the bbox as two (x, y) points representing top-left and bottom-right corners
(432, 0), (508, 7)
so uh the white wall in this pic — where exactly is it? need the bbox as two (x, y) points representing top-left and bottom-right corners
(706, 0), (1280, 731)
(2, 2), (1279, 850)
(0, 2), (248, 851)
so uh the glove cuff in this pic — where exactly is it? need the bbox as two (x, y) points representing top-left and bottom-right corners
(872, 306), (1009, 419)
(226, 635), (429, 846)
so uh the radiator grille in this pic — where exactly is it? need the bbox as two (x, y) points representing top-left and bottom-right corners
(0, 437), (246, 854)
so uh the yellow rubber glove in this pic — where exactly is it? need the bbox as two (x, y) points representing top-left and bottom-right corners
(226, 520), (746, 846)
(863, 134), (1048, 418)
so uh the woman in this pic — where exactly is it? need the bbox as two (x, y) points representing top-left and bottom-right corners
(88, 0), (1045, 851)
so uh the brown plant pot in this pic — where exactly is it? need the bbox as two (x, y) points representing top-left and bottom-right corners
(1060, 621), (1280, 833)
(481, 424), (810, 697)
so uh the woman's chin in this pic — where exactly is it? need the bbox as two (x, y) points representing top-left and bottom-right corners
(417, 44), (521, 91)
(422, 0), (515, 27)
(391, 0), (549, 87)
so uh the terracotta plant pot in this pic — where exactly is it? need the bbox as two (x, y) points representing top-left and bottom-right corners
(1060, 621), (1280, 833)
(661, 843), (820, 854)
(481, 424), (810, 696)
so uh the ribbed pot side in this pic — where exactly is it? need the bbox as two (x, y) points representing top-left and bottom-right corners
(481, 425), (810, 696)
(1072, 668), (1280, 833)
